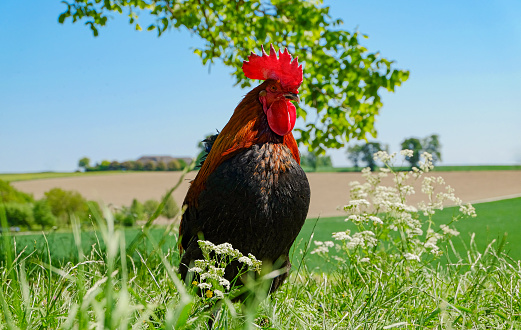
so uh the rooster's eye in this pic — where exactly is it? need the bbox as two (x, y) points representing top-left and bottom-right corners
(270, 85), (277, 92)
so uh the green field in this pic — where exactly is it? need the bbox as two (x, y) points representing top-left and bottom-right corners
(0, 171), (132, 182)
(6, 197), (521, 269)
(294, 196), (521, 269)
(8, 227), (176, 267)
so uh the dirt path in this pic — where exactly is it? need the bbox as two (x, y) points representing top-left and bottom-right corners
(12, 171), (521, 219)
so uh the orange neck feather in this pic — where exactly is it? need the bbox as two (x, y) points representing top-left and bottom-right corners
(186, 82), (300, 204)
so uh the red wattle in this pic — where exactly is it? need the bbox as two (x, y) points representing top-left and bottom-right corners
(266, 100), (297, 136)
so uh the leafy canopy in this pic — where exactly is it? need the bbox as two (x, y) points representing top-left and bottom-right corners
(59, 0), (409, 153)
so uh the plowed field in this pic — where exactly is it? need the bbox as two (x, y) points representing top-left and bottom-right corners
(12, 171), (521, 219)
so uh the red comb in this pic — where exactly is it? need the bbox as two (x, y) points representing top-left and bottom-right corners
(242, 44), (303, 90)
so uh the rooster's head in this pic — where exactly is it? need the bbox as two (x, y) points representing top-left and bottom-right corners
(242, 44), (303, 136)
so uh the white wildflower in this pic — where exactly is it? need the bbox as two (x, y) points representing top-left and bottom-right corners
(400, 149), (414, 158)
(214, 242), (240, 257)
(348, 199), (370, 207)
(419, 152), (434, 172)
(404, 253), (420, 262)
(346, 231), (377, 249)
(214, 289), (224, 299)
(332, 231), (351, 241)
(324, 241), (335, 247)
(310, 245), (329, 254)
(440, 224), (460, 236)
(368, 216), (383, 224)
(188, 267), (203, 274)
(238, 256), (253, 266)
(346, 214), (364, 223)
(459, 203), (477, 217)
(360, 257), (370, 263)
(373, 150), (394, 163)
(410, 227), (423, 236)
(198, 282), (212, 289)
(218, 278), (231, 290)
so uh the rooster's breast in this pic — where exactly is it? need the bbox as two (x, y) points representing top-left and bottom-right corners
(196, 142), (310, 260)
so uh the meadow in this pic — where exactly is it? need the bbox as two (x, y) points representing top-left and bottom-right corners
(7, 197), (521, 270)
(2, 158), (521, 328)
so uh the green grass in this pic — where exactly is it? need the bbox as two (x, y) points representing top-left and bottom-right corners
(0, 171), (132, 182)
(7, 197), (520, 272)
(9, 227), (178, 267)
(2, 197), (521, 328)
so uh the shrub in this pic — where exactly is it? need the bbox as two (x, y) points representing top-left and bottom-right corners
(44, 188), (89, 225)
(143, 199), (160, 218)
(143, 161), (156, 171)
(114, 207), (136, 227)
(167, 159), (182, 171)
(156, 161), (167, 171)
(0, 202), (34, 229)
(33, 199), (57, 229)
(120, 161), (133, 171)
(133, 161), (144, 171)
(161, 193), (179, 219)
(129, 199), (144, 220)
(0, 179), (34, 203)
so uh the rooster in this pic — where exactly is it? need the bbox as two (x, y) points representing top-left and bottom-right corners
(178, 45), (310, 294)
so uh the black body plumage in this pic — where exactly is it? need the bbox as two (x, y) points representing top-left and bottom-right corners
(179, 141), (310, 292)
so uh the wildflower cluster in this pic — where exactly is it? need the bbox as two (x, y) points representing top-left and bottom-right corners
(188, 240), (262, 300)
(312, 150), (477, 266)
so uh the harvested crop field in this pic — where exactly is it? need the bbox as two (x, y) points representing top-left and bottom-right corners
(12, 171), (521, 219)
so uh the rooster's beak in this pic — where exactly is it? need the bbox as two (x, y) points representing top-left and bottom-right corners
(284, 93), (300, 103)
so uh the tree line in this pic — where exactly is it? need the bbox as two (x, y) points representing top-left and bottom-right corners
(78, 157), (188, 172)
(347, 134), (441, 170)
(0, 179), (179, 231)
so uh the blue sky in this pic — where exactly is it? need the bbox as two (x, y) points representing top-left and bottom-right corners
(1, 1), (520, 173)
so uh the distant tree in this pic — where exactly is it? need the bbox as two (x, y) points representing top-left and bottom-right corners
(133, 161), (144, 171)
(78, 157), (90, 171)
(33, 199), (57, 229)
(109, 161), (121, 171)
(44, 188), (89, 225)
(99, 160), (111, 171)
(144, 161), (156, 171)
(422, 134), (442, 164)
(346, 145), (364, 169)
(156, 161), (167, 171)
(360, 142), (388, 171)
(161, 194), (179, 219)
(401, 137), (423, 168)
(301, 153), (333, 171)
(178, 159), (188, 170)
(167, 160), (182, 171)
(120, 161), (133, 171)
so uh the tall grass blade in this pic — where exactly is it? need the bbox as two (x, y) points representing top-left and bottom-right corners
(127, 159), (195, 255)
(0, 203), (14, 280)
